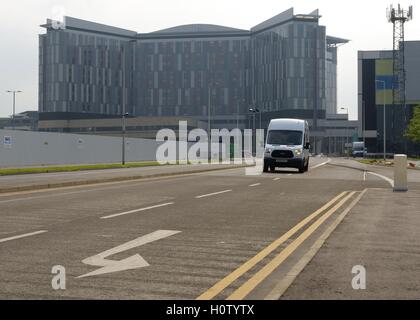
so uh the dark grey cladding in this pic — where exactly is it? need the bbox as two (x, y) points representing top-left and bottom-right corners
(39, 8), (348, 121)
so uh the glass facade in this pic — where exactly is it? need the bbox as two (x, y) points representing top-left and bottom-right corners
(251, 21), (326, 114)
(133, 38), (250, 117)
(39, 10), (345, 124)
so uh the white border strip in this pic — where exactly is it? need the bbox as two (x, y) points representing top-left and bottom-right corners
(310, 159), (331, 170)
(195, 190), (232, 199)
(367, 172), (394, 187)
(0, 230), (48, 244)
(101, 202), (174, 220)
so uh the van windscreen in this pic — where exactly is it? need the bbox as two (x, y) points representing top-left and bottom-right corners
(267, 130), (303, 146)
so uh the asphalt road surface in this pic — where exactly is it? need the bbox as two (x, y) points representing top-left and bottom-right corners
(0, 157), (419, 299)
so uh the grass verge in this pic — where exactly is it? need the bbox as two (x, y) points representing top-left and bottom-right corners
(357, 159), (378, 165)
(357, 158), (419, 170)
(0, 162), (164, 176)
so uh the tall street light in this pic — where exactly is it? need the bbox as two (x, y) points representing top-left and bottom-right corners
(255, 108), (261, 130)
(121, 39), (137, 165)
(236, 100), (240, 130)
(121, 112), (129, 165)
(208, 87), (212, 139)
(6, 90), (22, 130)
(375, 80), (386, 161)
(340, 107), (349, 155)
(208, 87), (214, 160)
(362, 100), (366, 146)
(249, 108), (256, 130)
(249, 108), (262, 129)
(255, 108), (263, 152)
(249, 108), (258, 157)
(207, 81), (219, 161)
(121, 43), (127, 165)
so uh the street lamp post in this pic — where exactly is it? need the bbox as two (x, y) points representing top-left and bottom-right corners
(362, 100), (366, 147)
(340, 107), (349, 155)
(236, 100), (240, 130)
(121, 43), (127, 165)
(249, 108), (256, 131)
(249, 108), (257, 129)
(375, 80), (386, 161)
(6, 90), (22, 130)
(121, 112), (129, 165)
(121, 39), (136, 165)
(208, 87), (212, 137)
(257, 109), (261, 130)
(208, 87), (213, 160)
(256, 108), (263, 152)
(249, 108), (260, 157)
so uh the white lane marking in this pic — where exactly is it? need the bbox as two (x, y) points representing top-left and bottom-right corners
(273, 178), (281, 181)
(363, 171), (367, 181)
(367, 171), (394, 187)
(195, 190), (232, 199)
(310, 159), (331, 170)
(0, 175), (197, 203)
(0, 230), (48, 244)
(249, 183), (261, 187)
(77, 230), (181, 279)
(0, 191), (92, 205)
(101, 202), (174, 220)
(287, 174), (293, 176)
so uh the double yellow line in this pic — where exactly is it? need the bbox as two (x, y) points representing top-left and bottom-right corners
(197, 190), (356, 300)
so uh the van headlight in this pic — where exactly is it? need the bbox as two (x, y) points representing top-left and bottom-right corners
(265, 148), (273, 154)
(294, 148), (303, 156)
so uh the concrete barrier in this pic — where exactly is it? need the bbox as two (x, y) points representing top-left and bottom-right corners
(394, 154), (408, 192)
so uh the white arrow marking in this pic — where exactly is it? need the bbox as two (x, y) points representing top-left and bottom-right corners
(77, 230), (181, 279)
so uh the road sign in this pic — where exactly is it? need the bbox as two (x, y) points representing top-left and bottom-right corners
(3, 136), (12, 148)
(77, 230), (181, 279)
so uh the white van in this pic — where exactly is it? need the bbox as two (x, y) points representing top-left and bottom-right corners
(263, 119), (310, 173)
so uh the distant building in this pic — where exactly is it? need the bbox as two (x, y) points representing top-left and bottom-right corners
(358, 41), (420, 156)
(0, 111), (38, 131)
(39, 8), (356, 154)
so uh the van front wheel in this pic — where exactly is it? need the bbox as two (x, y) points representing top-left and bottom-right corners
(298, 162), (306, 173)
(263, 162), (269, 173)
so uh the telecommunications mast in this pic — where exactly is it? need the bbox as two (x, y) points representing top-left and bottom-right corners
(387, 4), (413, 152)
(387, 4), (413, 125)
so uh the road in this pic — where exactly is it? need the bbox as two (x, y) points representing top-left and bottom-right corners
(0, 157), (419, 299)
(0, 163), (246, 192)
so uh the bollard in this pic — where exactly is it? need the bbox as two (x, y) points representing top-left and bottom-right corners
(394, 154), (408, 192)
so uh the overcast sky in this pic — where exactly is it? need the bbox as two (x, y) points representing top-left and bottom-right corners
(0, 0), (419, 120)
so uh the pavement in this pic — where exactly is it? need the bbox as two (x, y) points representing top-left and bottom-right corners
(0, 157), (419, 300)
(281, 188), (420, 300)
(0, 163), (250, 193)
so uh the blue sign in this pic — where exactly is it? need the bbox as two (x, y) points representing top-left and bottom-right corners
(4, 136), (12, 147)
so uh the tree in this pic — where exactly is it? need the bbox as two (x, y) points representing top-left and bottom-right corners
(405, 106), (420, 143)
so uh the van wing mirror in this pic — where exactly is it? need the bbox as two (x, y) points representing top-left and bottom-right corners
(305, 142), (311, 150)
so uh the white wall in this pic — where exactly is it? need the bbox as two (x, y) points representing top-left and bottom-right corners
(0, 130), (161, 167)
